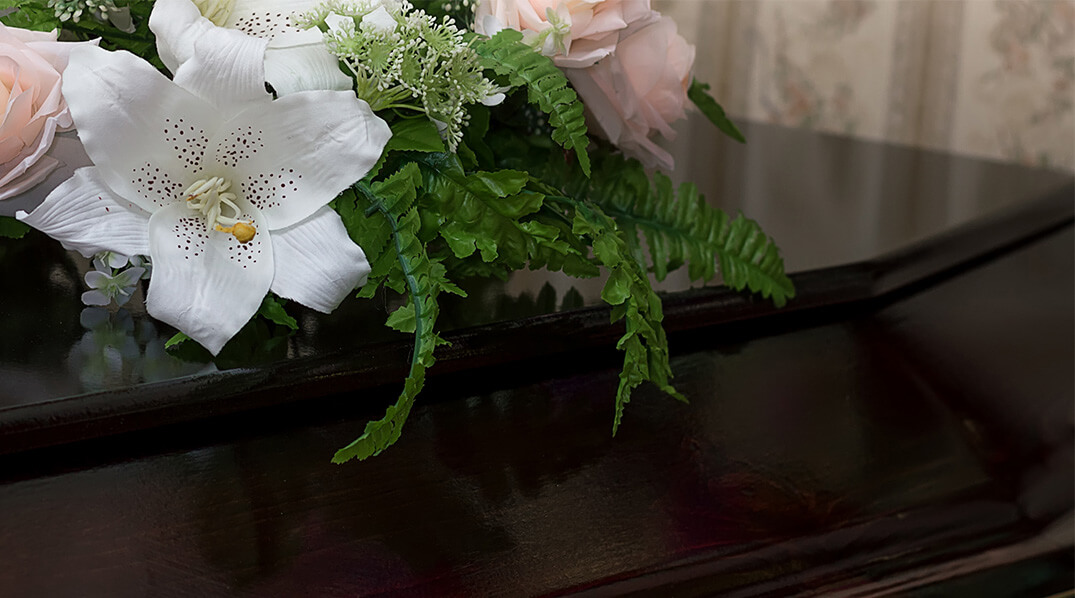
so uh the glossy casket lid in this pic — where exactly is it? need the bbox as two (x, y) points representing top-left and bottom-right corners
(0, 117), (1071, 452)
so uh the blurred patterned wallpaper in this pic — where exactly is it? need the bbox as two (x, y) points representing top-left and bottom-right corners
(657, 0), (1075, 172)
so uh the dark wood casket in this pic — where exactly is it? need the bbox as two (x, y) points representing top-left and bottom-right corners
(0, 120), (1071, 596)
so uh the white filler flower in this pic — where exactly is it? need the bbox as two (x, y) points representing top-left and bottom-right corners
(82, 256), (145, 307)
(17, 43), (390, 354)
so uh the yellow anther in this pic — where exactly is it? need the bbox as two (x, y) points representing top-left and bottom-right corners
(215, 221), (257, 243)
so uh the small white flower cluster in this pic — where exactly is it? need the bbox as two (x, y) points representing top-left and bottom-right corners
(47, 0), (118, 22)
(81, 251), (149, 308)
(301, 0), (503, 151)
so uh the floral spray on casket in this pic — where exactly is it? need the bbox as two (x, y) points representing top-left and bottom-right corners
(0, 0), (794, 462)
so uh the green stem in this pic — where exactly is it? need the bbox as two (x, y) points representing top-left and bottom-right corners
(598, 203), (694, 241)
(356, 182), (425, 370)
(543, 192), (602, 224)
(530, 193), (576, 228)
(377, 103), (425, 112)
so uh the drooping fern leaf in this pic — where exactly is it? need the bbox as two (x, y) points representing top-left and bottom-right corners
(474, 29), (591, 176)
(711, 214), (795, 307)
(332, 163), (448, 463)
(590, 154), (795, 307)
(561, 199), (686, 434)
(687, 79), (745, 143)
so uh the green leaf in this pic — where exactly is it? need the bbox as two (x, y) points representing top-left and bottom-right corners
(688, 79), (746, 143)
(257, 294), (298, 330)
(0, 216), (30, 239)
(385, 117), (446, 153)
(600, 267), (632, 305)
(463, 105), (495, 168)
(455, 139), (480, 170)
(337, 165), (424, 298)
(333, 166), (452, 463)
(713, 213), (796, 307)
(474, 29), (591, 175)
(385, 302), (416, 333)
(523, 212), (600, 278)
(570, 202), (685, 435)
(165, 332), (190, 349)
(418, 153), (554, 270)
(0, 1), (61, 31)
(590, 153), (794, 307)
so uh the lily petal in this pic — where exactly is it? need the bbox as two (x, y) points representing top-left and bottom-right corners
(149, 0), (205, 73)
(210, 89), (390, 230)
(264, 31), (353, 96)
(150, 0), (271, 114)
(172, 26), (272, 115)
(270, 206), (369, 313)
(145, 200), (273, 355)
(16, 167), (151, 258)
(224, 0), (322, 38)
(62, 45), (221, 214)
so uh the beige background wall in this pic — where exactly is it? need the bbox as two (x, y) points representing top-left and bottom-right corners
(657, 0), (1075, 172)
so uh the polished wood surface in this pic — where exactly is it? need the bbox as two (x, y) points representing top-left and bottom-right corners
(0, 124), (1071, 596)
(2, 120), (1072, 454)
(0, 225), (1070, 597)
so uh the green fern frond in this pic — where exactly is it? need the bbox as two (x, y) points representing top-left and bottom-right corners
(591, 156), (795, 307)
(332, 164), (446, 463)
(474, 29), (591, 176)
(567, 201), (685, 435)
(713, 213), (795, 307)
(418, 152), (575, 273)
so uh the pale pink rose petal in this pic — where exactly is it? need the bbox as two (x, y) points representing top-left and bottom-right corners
(1, 26), (59, 45)
(564, 14), (694, 172)
(0, 23), (89, 200)
(474, 0), (653, 68)
(0, 153), (59, 200)
(0, 89), (35, 162)
(565, 60), (625, 142)
(554, 34), (617, 68)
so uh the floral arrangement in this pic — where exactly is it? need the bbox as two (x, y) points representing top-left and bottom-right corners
(0, 0), (793, 462)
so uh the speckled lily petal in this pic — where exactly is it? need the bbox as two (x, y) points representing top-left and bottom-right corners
(223, 0), (322, 38)
(60, 45), (220, 214)
(145, 199), (273, 355)
(270, 206), (369, 313)
(150, 0), (271, 114)
(16, 166), (150, 258)
(208, 89), (390, 231)
(265, 31), (352, 96)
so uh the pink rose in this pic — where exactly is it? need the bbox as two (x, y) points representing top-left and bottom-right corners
(0, 24), (88, 200)
(565, 15), (694, 171)
(474, 0), (653, 68)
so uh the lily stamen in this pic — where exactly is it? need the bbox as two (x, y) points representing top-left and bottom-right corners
(181, 176), (256, 242)
(215, 221), (257, 244)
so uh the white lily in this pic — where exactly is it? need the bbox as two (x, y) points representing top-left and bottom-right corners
(151, 0), (353, 97)
(17, 43), (391, 354)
